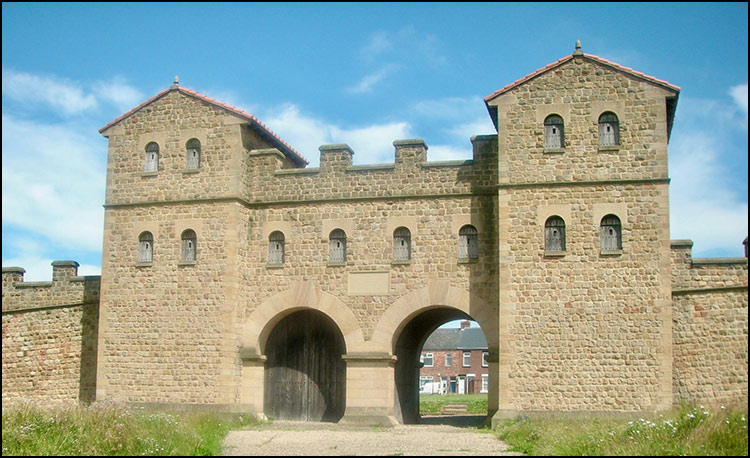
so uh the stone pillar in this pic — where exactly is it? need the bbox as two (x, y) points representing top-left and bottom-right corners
(52, 260), (79, 281)
(394, 139), (427, 168)
(319, 144), (354, 173)
(2, 267), (25, 289)
(239, 352), (268, 420)
(339, 353), (398, 426)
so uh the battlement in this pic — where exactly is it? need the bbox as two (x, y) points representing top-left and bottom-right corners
(2, 260), (101, 313)
(670, 239), (749, 293)
(243, 135), (498, 204)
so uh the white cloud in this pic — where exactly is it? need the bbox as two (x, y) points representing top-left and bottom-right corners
(346, 64), (399, 94)
(1, 115), (106, 253)
(259, 103), (413, 166)
(2, 68), (98, 115)
(730, 83), (748, 121)
(668, 92), (748, 257)
(93, 77), (145, 113)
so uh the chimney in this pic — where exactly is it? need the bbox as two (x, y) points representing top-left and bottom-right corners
(460, 320), (471, 330)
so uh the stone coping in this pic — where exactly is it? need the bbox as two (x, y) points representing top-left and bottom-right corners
(2, 267), (26, 274)
(691, 258), (748, 265)
(420, 160), (473, 168)
(670, 239), (694, 248)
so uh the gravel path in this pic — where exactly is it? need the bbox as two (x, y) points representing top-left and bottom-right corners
(221, 415), (522, 456)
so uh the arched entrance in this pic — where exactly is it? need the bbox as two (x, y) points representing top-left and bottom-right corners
(263, 309), (346, 422)
(394, 307), (480, 424)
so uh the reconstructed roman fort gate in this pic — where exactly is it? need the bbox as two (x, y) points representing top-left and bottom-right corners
(3, 44), (747, 426)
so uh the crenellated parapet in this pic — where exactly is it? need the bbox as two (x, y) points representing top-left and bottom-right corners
(670, 240), (749, 294)
(2, 261), (101, 313)
(243, 135), (498, 204)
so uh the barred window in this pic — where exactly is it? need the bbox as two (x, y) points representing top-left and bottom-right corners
(138, 232), (153, 263)
(329, 229), (346, 263)
(269, 231), (285, 265)
(545, 216), (566, 252)
(186, 138), (201, 169)
(144, 142), (159, 172)
(544, 114), (564, 149)
(600, 215), (622, 251)
(458, 225), (478, 260)
(393, 227), (411, 261)
(598, 112), (620, 146)
(181, 229), (197, 261)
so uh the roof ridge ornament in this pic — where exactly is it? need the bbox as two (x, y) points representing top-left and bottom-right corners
(171, 75), (179, 89)
(573, 40), (583, 56)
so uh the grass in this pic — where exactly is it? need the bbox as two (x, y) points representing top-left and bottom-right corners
(1, 400), (263, 456)
(419, 393), (488, 415)
(493, 403), (748, 456)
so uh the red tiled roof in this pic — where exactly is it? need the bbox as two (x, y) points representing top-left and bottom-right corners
(484, 53), (680, 102)
(99, 86), (308, 166)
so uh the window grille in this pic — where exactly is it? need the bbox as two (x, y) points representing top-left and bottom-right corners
(598, 112), (620, 146)
(138, 232), (153, 262)
(144, 142), (159, 172)
(458, 225), (478, 260)
(186, 139), (201, 169)
(329, 229), (346, 263)
(544, 115), (564, 149)
(601, 214), (622, 250)
(393, 227), (411, 261)
(545, 216), (566, 252)
(268, 231), (285, 265)
(181, 229), (197, 261)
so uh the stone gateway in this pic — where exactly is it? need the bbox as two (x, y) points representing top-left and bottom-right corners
(2, 43), (747, 426)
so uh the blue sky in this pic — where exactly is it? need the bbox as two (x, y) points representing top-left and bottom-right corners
(2, 2), (748, 283)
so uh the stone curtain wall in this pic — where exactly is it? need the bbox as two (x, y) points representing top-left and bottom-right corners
(671, 241), (749, 404)
(1, 262), (100, 404)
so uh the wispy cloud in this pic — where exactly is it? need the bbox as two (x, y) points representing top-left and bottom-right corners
(669, 87), (749, 256)
(346, 64), (400, 94)
(260, 103), (413, 165)
(2, 68), (98, 115)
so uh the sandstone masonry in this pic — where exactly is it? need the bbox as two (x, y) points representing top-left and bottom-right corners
(2, 45), (747, 424)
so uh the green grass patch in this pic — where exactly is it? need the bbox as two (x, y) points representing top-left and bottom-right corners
(419, 393), (488, 415)
(493, 403), (748, 456)
(1, 401), (263, 456)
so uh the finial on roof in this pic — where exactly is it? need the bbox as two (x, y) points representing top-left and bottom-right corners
(171, 75), (179, 89)
(573, 40), (583, 56)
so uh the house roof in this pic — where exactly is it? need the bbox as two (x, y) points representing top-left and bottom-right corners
(98, 84), (308, 166)
(423, 327), (488, 351)
(483, 47), (681, 141)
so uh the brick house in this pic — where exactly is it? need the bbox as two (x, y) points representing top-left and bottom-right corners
(420, 320), (489, 395)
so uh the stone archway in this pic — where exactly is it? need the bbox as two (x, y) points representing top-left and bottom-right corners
(263, 309), (346, 422)
(370, 280), (499, 424)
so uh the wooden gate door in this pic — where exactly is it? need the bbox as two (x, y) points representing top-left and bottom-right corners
(264, 310), (346, 422)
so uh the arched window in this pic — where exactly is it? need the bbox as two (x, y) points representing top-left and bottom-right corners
(598, 112), (620, 146)
(269, 231), (285, 265)
(545, 216), (566, 252)
(329, 229), (346, 263)
(544, 115), (564, 149)
(393, 227), (411, 262)
(600, 215), (622, 251)
(181, 229), (197, 261)
(458, 225), (478, 260)
(186, 138), (201, 169)
(144, 142), (159, 172)
(138, 232), (154, 263)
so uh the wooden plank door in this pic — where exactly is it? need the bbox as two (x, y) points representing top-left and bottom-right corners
(264, 310), (346, 422)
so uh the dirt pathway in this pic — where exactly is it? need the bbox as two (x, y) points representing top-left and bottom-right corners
(222, 415), (522, 456)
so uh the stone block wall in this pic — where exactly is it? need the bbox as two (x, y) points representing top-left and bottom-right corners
(670, 240), (748, 404)
(2, 262), (100, 404)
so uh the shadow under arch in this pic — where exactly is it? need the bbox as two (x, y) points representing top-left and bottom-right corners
(370, 282), (498, 425)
